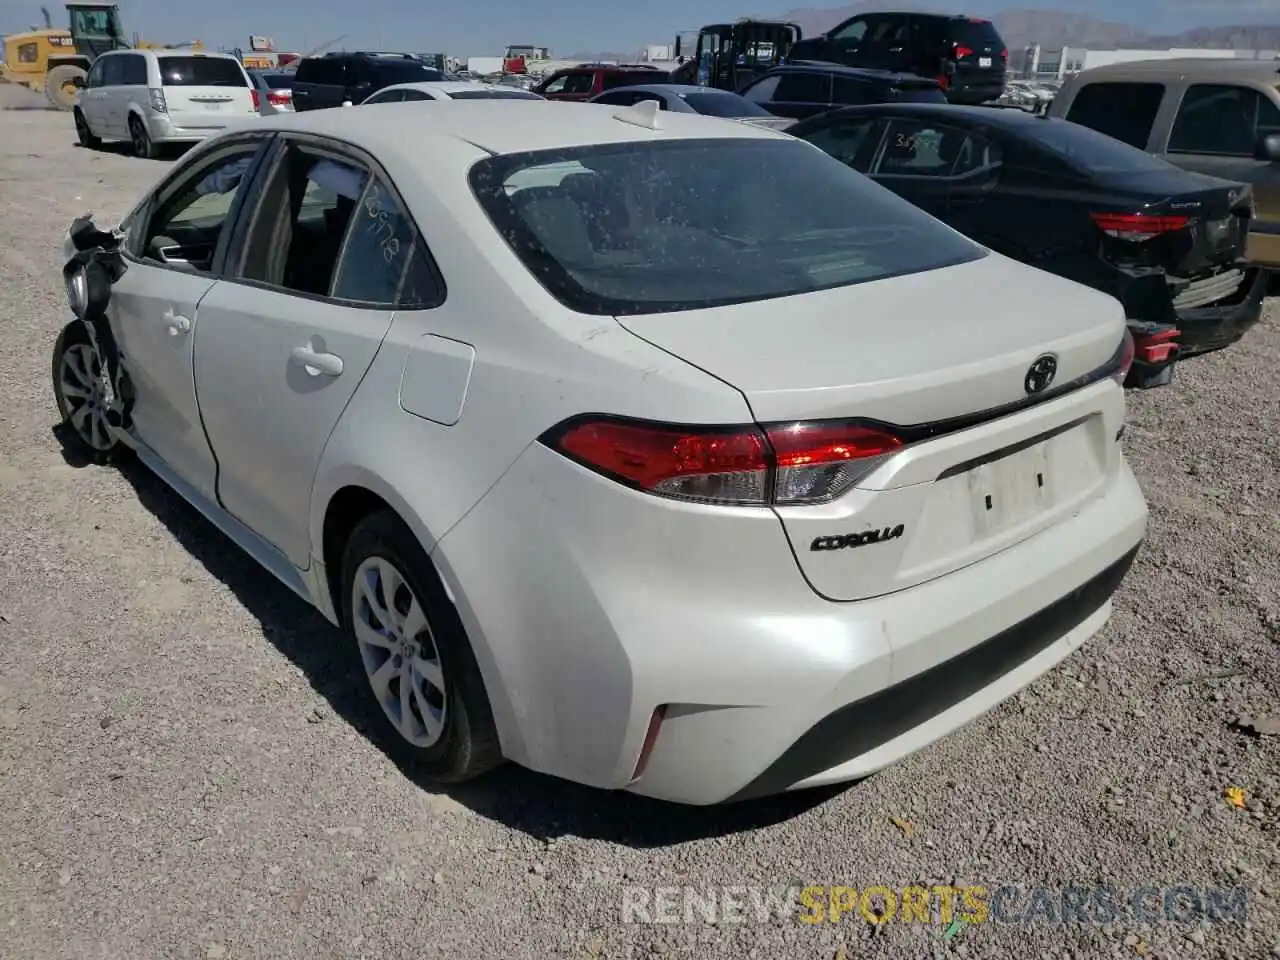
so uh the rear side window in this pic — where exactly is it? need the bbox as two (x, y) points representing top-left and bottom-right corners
(776, 71), (831, 103)
(120, 53), (147, 85)
(741, 75), (781, 103)
(372, 61), (443, 85)
(1064, 82), (1163, 149)
(158, 56), (248, 88)
(831, 77), (873, 105)
(1028, 117), (1184, 175)
(295, 58), (342, 84)
(797, 117), (882, 171)
(469, 138), (986, 316)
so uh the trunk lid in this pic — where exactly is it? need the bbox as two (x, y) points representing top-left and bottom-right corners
(157, 54), (257, 128)
(616, 253), (1129, 601)
(1092, 173), (1253, 278)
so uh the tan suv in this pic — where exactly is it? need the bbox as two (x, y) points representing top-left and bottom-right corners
(1049, 59), (1280, 268)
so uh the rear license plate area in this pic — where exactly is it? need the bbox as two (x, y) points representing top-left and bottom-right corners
(978, 56), (992, 67)
(968, 442), (1051, 537)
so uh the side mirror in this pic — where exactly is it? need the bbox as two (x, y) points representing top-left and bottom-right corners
(1256, 131), (1280, 163)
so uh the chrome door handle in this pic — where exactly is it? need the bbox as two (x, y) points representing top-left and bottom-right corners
(163, 309), (191, 335)
(290, 346), (343, 377)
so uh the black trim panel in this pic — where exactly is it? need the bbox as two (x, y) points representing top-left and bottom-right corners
(727, 544), (1141, 802)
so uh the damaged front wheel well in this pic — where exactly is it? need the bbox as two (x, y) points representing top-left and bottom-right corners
(322, 486), (394, 622)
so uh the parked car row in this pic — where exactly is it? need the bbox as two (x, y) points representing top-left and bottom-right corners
(53, 99), (1148, 807)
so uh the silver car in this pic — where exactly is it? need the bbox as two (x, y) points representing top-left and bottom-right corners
(247, 69), (295, 116)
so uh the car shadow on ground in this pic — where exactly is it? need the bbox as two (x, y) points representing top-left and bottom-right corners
(53, 426), (846, 846)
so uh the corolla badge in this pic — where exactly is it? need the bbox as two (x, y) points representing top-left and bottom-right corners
(1024, 354), (1058, 395)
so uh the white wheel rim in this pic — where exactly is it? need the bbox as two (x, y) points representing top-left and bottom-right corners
(352, 557), (447, 747)
(59, 343), (113, 451)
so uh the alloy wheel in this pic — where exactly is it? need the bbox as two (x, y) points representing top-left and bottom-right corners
(58, 343), (113, 451)
(352, 556), (447, 747)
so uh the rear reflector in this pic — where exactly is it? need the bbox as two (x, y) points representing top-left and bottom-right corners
(543, 416), (906, 506)
(1111, 329), (1135, 386)
(250, 88), (260, 110)
(630, 706), (667, 782)
(267, 91), (291, 106)
(1091, 212), (1190, 242)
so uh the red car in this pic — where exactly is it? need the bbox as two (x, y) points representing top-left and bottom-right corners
(532, 65), (671, 102)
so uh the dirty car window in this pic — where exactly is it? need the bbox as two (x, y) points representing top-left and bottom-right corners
(469, 138), (985, 316)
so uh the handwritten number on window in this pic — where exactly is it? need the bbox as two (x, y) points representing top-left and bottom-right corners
(363, 182), (401, 265)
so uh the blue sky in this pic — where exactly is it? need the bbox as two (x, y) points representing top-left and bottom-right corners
(1, 0), (1277, 57)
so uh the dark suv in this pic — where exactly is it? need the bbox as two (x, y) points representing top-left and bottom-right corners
(532, 65), (670, 102)
(738, 63), (945, 121)
(291, 52), (445, 111)
(786, 12), (1008, 105)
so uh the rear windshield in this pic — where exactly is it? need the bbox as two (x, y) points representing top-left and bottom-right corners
(951, 19), (1004, 47)
(602, 71), (669, 90)
(1031, 118), (1176, 175)
(157, 56), (248, 87)
(449, 89), (543, 100)
(679, 92), (772, 117)
(259, 72), (294, 89)
(892, 86), (947, 103)
(469, 138), (986, 316)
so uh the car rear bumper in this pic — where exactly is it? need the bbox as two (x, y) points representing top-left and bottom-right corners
(1174, 265), (1267, 355)
(434, 440), (1147, 805)
(146, 115), (239, 143)
(947, 80), (1005, 104)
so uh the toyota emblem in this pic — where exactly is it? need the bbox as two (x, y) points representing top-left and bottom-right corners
(1024, 355), (1058, 395)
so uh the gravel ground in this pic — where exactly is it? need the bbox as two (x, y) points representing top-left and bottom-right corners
(0, 83), (1277, 960)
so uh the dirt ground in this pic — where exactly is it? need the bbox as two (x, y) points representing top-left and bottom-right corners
(0, 82), (1276, 960)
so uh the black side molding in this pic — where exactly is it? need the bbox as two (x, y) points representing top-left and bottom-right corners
(727, 544), (1141, 802)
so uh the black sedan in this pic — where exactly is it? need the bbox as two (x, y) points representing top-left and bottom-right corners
(788, 103), (1266, 376)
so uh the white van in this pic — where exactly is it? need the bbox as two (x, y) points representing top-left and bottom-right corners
(74, 50), (258, 158)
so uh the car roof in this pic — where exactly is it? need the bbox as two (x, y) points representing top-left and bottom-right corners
(612, 84), (738, 96)
(240, 98), (786, 155)
(101, 48), (237, 60)
(1067, 58), (1280, 82)
(817, 102), (1065, 130)
(765, 62), (935, 84)
(377, 81), (519, 96)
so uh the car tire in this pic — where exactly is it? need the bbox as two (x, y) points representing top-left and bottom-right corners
(74, 108), (101, 149)
(44, 64), (86, 111)
(340, 510), (503, 783)
(51, 321), (131, 466)
(128, 115), (156, 159)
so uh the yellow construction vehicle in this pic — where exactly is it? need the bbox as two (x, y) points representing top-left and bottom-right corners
(1, 2), (202, 110)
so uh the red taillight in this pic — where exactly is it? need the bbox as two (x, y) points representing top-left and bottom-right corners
(1091, 212), (1190, 242)
(267, 91), (291, 106)
(545, 417), (905, 506)
(935, 73), (951, 89)
(999, 48), (1008, 60)
(1112, 330), (1135, 386)
(955, 45), (974, 59)
(250, 89), (260, 110)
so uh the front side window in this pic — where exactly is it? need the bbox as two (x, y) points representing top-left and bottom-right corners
(830, 17), (868, 42)
(99, 55), (124, 87)
(539, 74), (569, 95)
(84, 59), (104, 87)
(157, 56), (248, 88)
(140, 145), (263, 270)
(562, 73), (597, 95)
(469, 138), (986, 316)
(1064, 81), (1163, 149)
(1169, 84), (1279, 157)
(17, 42), (37, 64)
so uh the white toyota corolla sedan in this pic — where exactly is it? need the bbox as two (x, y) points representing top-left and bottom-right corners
(52, 100), (1147, 805)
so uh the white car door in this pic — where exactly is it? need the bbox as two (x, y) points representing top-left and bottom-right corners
(192, 139), (437, 566)
(110, 136), (274, 501)
(84, 54), (121, 136)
